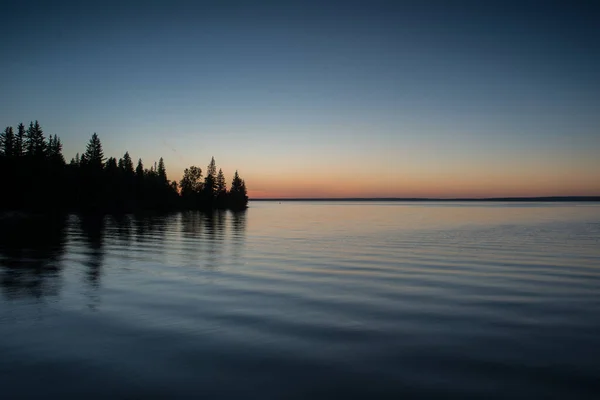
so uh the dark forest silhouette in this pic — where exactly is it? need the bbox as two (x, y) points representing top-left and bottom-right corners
(0, 121), (248, 213)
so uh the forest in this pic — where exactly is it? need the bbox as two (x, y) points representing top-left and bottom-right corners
(0, 121), (248, 213)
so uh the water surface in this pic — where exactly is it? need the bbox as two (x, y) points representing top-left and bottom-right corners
(1, 202), (599, 398)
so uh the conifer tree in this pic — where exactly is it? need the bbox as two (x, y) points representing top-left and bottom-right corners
(71, 153), (80, 166)
(203, 157), (217, 200)
(135, 158), (144, 178)
(105, 157), (118, 172)
(47, 135), (65, 165)
(229, 170), (248, 210)
(25, 120), (47, 158)
(230, 170), (242, 192)
(15, 123), (25, 157)
(157, 157), (167, 183)
(0, 119), (250, 212)
(84, 133), (105, 169)
(130, 158), (144, 209)
(216, 168), (226, 195)
(121, 151), (134, 175)
(0, 127), (14, 157)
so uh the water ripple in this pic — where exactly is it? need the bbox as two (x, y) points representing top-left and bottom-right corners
(1, 204), (599, 398)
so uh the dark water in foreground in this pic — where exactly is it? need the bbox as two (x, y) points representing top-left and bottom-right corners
(1, 202), (599, 399)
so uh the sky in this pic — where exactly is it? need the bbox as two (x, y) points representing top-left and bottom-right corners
(1, 0), (599, 198)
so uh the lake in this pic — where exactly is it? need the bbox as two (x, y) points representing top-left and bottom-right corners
(1, 201), (599, 398)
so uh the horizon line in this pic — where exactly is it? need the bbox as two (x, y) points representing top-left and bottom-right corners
(250, 196), (600, 202)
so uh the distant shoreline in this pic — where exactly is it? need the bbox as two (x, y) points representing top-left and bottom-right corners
(251, 196), (600, 202)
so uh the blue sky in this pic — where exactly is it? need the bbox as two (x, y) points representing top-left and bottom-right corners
(1, 0), (599, 197)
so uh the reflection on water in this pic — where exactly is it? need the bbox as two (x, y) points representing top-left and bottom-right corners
(79, 216), (105, 288)
(0, 204), (599, 399)
(0, 211), (247, 301)
(0, 216), (67, 300)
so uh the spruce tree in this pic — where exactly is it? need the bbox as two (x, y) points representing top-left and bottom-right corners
(0, 127), (14, 157)
(157, 157), (167, 183)
(230, 170), (242, 192)
(15, 123), (25, 157)
(134, 158), (145, 208)
(229, 170), (248, 210)
(84, 133), (105, 169)
(215, 168), (227, 208)
(216, 168), (226, 195)
(25, 120), (47, 158)
(105, 157), (118, 172)
(203, 157), (217, 202)
(135, 158), (144, 177)
(118, 152), (134, 178)
(47, 134), (65, 165)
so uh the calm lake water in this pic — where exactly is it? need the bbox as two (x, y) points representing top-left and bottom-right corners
(1, 202), (599, 398)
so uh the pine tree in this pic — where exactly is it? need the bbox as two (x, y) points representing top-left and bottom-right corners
(47, 134), (65, 165)
(229, 170), (248, 210)
(84, 133), (105, 169)
(15, 123), (25, 157)
(135, 158), (144, 177)
(25, 120), (47, 158)
(157, 157), (167, 183)
(206, 156), (217, 178)
(215, 168), (227, 209)
(216, 168), (226, 195)
(105, 157), (118, 172)
(119, 151), (134, 175)
(0, 127), (14, 157)
(203, 157), (217, 199)
(230, 170), (243, 192)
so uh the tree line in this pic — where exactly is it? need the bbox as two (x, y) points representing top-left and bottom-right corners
(0, 121), (248, 213)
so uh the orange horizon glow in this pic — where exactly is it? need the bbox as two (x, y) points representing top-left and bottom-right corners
(166, 165), (600, 199)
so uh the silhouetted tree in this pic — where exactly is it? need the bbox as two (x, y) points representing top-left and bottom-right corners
(135, 158), (144, 177)
(228, 170), (248, 210)
(25, 120), (47, 158)
(157, 157), (167, 184)
(114, 151), (135, 211)
(201, 157), (218, 209)
(120, 152), (134, 174)
(0, 120), (250, 213)
(180, 166), (203, 209)
(76, 133), (108, 211)
(84, 133), (105, 170)
(0, 127), (14, 157)
(47, 135), (65, 165)
(104, 157), (119, 211)
(0, 126), (15, 209)
(45, 134), (66, 210)
(14, 123), (25, 157)
(105, 157), (118, 171)
(215, 168), (227, 209)
(134, 158), (145, 208)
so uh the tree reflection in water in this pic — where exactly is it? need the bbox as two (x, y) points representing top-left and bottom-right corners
(0, 215), (67, 301)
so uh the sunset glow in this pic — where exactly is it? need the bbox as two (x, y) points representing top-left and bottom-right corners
(2, 1), (599, 198)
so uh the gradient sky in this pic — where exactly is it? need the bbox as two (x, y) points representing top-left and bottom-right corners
(1, 0), (599, 198)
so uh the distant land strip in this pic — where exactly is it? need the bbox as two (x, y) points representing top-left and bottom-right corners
(252, 197), (600, 202)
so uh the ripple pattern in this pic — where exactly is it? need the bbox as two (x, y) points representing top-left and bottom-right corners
(1, 202), (599, 399)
